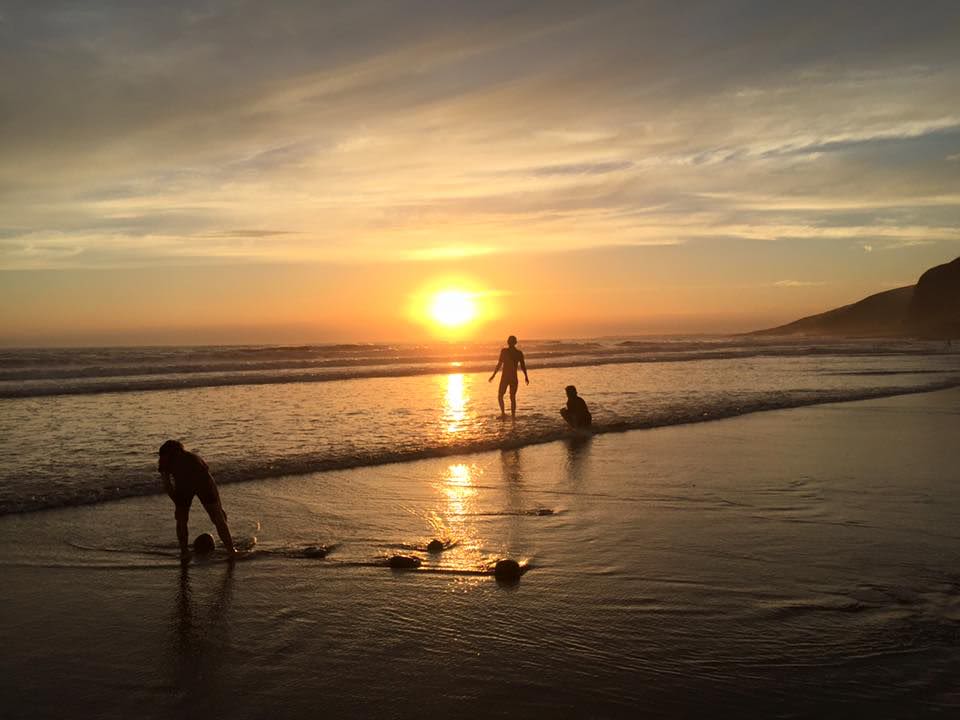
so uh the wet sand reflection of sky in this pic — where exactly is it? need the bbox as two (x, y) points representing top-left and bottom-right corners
(430, 462), (486, 580)
(444, 463), (475, 516)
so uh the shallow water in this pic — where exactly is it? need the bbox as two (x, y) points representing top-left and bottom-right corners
(1, 337), (958, 514)
(1, 390), (959, 718)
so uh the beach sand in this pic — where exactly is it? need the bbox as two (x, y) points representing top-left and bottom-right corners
(2, 389), (959, 718)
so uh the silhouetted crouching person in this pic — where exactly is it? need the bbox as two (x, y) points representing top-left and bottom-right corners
(158, 440), (236, 558)
(489, 335), (529, 417)
(560, 385), (592, 429)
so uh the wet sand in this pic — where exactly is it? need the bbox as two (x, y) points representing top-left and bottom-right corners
(2, 389), (959, 719)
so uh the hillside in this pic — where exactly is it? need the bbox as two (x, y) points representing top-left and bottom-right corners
(907, 256), (960, 338)
(752, 256), (959, 338)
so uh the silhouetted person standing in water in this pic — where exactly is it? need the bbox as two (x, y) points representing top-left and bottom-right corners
(560, 385), (592, 429)
(489, 335), (529, 418)
(159, 440), (236, 559)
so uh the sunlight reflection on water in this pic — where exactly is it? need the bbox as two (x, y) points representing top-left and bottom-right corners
(441, 373), (469, 435)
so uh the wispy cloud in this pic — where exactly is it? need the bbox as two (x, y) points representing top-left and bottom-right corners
(772, 280), (827, 288)
(201, 230), (300, 239)
(1, 1), (958, 271)
(402, 246), (497, 261)
(526, 161), (634, 177)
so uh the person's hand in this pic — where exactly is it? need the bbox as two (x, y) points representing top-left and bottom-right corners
(525, 377), (530, 385)
(488, 376), (494, 383)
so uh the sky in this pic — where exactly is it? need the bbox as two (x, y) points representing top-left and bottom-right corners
(1, 0), (959, 345)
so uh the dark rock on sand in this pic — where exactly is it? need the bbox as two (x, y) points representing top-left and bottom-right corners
(388, 554), (421, 569)
(193, 532), (215, 554)
(426, 539), (445, 553)
(493, 558), (522, 581)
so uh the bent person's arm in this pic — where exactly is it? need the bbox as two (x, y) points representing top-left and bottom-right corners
(161, 473), (176, 502)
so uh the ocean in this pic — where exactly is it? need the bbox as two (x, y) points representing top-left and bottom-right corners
(1, 336), (957, 515)
(3, 339), (960, 717)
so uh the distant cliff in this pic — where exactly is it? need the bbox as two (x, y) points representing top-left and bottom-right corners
(906, 256), (960, 338)
(752, 256), (959, 339)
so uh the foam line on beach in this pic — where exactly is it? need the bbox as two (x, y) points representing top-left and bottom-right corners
(3, 379), (958, 517)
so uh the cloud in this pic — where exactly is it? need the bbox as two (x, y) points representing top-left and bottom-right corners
(1, 1), (959, 270)
(201, 230), (300, 239)
(526, 161), (634, 177)
(402, 246), (498, 261)
(772, 280), (827, 288)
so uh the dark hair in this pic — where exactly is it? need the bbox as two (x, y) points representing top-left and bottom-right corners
(507, 335), (517, 346)
(159, 439), (184, 456)
(565, 385), (577, 396)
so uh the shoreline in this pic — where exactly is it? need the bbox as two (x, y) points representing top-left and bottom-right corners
(4, 378), (959, 518)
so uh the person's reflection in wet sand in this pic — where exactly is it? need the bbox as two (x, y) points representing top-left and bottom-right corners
(563, 435), (593, 485)
(170, 563), (235, 713)
(498, 448), (528, 572)
(500, 447), (525, 510)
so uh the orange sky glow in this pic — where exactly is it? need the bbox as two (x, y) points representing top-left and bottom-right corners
(1, 3), (959, 345)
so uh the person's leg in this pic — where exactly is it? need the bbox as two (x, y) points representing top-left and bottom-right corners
(560, 408), (574, 427)
(174, 505), (190, 557)
(509, 380), (518, 416)
(203, 500), (236, 553)
(497, 379), (508, 416)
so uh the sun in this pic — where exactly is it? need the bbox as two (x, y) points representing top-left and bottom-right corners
(429, 290), (477, 328)
(409, 277), (499, 338)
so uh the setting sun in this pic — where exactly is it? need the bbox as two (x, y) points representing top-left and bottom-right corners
(408, 278), (498, 338)
(429, 290), (477, 328)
